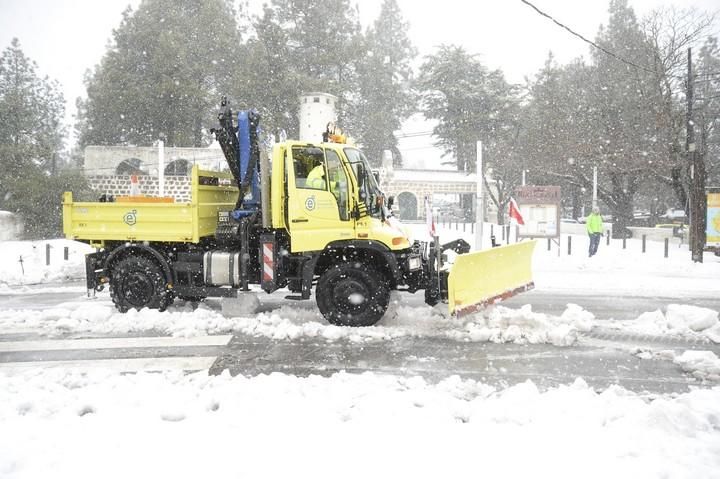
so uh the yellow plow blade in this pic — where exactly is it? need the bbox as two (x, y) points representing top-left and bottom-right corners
(447, 240), (536, 317)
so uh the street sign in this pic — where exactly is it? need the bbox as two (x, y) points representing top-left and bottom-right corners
(515, 186), (561, 239)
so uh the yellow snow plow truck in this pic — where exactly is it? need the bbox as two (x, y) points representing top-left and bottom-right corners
(62, 100), (535, 326)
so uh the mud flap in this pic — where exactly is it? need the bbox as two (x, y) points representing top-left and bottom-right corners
(447, 241), (536, 317)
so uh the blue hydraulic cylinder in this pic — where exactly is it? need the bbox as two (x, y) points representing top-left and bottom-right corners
(234, 110), (260, 219)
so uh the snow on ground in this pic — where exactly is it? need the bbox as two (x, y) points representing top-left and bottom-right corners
(0, 369), (718, 479)
(674, 351), (720, 382)
(600, 304), (720, 344)
(0, 293), (592, 346)
(0, 239), (92, 286)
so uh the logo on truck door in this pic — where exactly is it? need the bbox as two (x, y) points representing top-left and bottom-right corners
(305, 196), (316, 211)
(123, 210), (137, 226)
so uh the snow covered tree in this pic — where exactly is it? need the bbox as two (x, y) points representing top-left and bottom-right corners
(418, 45), (509, 173)
(235, 5), (303, 141)
(77, 0), (242, 148)
(269, 0), (363, 101)
(0, 38), (65, 177)
(0, 38), (90, 238)
(353, 0), (416, 167)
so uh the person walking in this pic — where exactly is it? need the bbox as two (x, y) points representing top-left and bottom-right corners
(586, 207), (604, 257)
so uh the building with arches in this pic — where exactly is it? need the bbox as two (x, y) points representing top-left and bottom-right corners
(378, 155), (497, 222)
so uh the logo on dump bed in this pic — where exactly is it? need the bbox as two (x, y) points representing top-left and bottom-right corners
(123, 210), (137, 226)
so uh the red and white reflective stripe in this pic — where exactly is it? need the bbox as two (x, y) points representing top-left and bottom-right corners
(262, 243), (274, 282)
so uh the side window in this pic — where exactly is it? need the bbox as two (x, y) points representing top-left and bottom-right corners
(325, 150), (349, 221)
(292, 146), (326, 190)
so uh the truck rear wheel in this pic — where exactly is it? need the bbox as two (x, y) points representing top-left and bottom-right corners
(316, 263), (390, 327)
(110, 255), (172, 312)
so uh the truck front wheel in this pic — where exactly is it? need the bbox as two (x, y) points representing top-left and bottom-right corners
(316, 263), (390, 327)
(110, 255), (172, 312)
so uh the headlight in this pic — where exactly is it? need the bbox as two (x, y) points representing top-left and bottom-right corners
(407, 256), (422, 271)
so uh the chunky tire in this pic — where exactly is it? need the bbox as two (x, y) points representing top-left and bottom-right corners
(316, 263), (390, 327)
(110, 255), (172, 312)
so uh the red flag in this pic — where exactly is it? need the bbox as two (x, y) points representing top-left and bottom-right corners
(509, 197), (524, 225)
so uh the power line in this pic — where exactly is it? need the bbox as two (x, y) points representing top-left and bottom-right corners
(395, 130), (434, 139)
(520, 0), (657, 75)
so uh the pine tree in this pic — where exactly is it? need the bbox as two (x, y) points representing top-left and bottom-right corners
(77, 0), (242, 148)
(0, 38), (89, 239)
(418, 45), (510, 173)
(354, 0), (416, 167)
(0, 38), (65, 177)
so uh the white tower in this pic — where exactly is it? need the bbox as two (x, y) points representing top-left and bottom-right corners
(299, 92), (338, 142)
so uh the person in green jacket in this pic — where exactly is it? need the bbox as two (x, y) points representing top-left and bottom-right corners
(586, 206), (604, 257)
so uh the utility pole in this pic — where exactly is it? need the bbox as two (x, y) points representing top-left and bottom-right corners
(592, 166), (598, 210)
(475, 141), (484, 251)
(687, 48), (706, 263)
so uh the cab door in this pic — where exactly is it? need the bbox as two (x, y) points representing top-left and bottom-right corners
(287, 145), (354, 252)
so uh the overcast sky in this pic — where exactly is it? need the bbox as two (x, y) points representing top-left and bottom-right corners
(0, 0), (718, 163)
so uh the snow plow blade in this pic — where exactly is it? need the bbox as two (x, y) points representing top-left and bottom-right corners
(447, 241), (536, 317)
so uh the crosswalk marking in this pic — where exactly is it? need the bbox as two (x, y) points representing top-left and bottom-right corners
(0, 356), (217, 372)
(0, 335), (233, 352)
(0, 334), (232, 373)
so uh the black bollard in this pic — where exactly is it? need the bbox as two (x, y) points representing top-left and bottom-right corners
(664, 238), (669, 258)
(567, 236), (572, 255)
(642, 235), (646, 253)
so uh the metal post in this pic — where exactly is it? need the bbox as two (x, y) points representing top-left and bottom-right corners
(642, 235), (646, 253)
(547, 238), (551, 251)
(567, 236), (572, 255)
(664, 238), (669, 258)
(64, 247), (69, 261)
(471, 222), (474, 234)
(158, 139), (165, 197)
(592, 166), (598, 209)
(46, 244), (51, 266)
(475, 141), (484, 251)
(501, 225), (505, 241)
(622, 237), (627, 249)
(463, 222), (466, 233)
(506, 226), (510, 245)
(606, 230), (610, 246)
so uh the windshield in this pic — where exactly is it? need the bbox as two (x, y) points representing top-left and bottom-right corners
(344, 147), (383, 218)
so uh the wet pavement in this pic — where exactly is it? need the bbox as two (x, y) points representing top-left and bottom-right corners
(210, 333), (720, 394)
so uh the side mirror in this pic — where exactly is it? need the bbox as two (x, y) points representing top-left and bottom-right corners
(372, 170), (380, 184)
(387, 195), (395, 209)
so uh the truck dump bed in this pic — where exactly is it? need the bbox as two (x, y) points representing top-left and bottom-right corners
(63, 167), (237, 243)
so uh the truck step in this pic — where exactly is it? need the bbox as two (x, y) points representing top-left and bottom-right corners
(284, 295), (306, 301)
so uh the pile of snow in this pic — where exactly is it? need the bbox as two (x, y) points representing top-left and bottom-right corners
(0, 239), (91, 286)
(603, 304), (720, 344)
(674, 351), (720, 382)
(0, 370), (719, 478)
(0, 293), (589, 346)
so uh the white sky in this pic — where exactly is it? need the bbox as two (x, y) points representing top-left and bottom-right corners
(0, 0), (718, 163)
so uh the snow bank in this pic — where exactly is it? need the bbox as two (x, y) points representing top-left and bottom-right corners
(602, 304), (720, 344)
(0, 370), (718, 479)
(0, 294), (591, 346)
(0, 239), (91, 286)
(674, 351), (720, 382)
